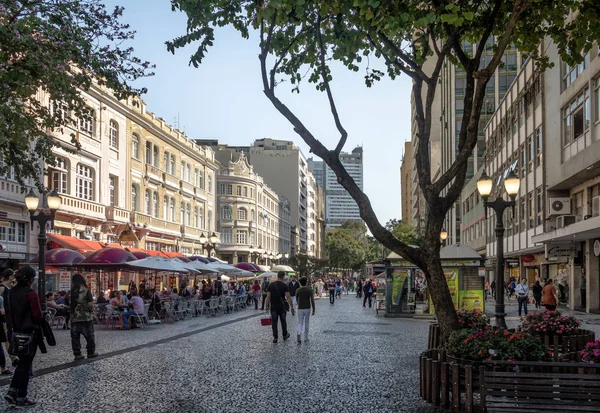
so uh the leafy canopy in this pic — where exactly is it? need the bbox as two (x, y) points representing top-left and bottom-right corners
(0, 1), (152, 188)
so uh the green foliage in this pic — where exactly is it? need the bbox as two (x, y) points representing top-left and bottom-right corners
(0, 1), (152, 188)
(445, 328), (551, 362)
(325, 222), (367, 271)
(385, 219), (424, 247)
(288, 253), (328, 280)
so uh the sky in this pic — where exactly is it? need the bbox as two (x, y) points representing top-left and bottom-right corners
(105, 1), (413, 226)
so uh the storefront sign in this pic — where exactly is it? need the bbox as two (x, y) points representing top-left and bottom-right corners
(459, 290), (484, 311)
(429, 268), (459, 314)
(391, 269), (409, 305)
(59, 271), (71, 291)
(594, 240), (600, 257)
(521, 255), (536, 263)
(505, 258), (520, 267)
(545, 242), (578, 258)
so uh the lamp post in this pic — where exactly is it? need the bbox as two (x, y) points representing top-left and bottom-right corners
(440, 228), (449, 245)
(199, 232), (220, 258)
(477, 170), (520, 329)
(284, 253), (289, 264)
(26, 188), (61, 311)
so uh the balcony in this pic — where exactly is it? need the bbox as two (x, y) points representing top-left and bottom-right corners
(181, 224), (203, 240)
(105, 206), (130, 223)
(180, 180), (195, 197)
(130, 212), (181, 236)
(163, 173), (180, 191)
(145, 164), (163, 183)
(130, 211), (152, 227)
(60, 195), (105, 221)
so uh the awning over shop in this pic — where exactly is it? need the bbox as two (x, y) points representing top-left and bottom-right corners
(125, 247), (169, 258)
(47, 234), (104, 253)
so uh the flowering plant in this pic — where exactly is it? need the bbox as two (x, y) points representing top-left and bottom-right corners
(580, 340), (600, 364)
(445, 328), (550, 362)
(519, 310), (581, 336)
(457, 309), (489, 330)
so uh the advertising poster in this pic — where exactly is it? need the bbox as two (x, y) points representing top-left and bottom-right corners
(391, 269), (409, 305)
(459, 290), (484, 311)
(429, 268), (459, 314)
(59, 271), (71, 291)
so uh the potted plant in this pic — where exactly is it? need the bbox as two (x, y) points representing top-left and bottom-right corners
(456, 309), (489, 330)
(519, 310), (581, 336)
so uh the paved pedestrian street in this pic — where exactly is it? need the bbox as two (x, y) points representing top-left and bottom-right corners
(0, 296), (439, 413)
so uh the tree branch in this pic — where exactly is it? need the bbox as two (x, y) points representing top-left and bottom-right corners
(316, 16), (348, 155)
(270, 26), (312, 92)
(366, 33), (419, 80)
(378, 32), (432, 83)
(473, 0), (504, 65)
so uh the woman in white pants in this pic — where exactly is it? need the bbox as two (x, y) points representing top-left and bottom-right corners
(295, 277), (315, 343)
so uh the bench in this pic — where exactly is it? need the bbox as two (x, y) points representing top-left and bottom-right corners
(481, 366), (600, 412)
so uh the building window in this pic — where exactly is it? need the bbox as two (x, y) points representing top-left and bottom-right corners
(250, 188), (253, 199)
(170, 155), (176, 176)
(236, 186), (242, 196)
(208, 175), (212, 193)
(563, 87), (590, 146)
(573, 191), (584, 218)
(186, 164), (191, 184)
(131, 185), (139, 211)
(145, 141), (152, 164)
(221, 229), (232, 244)
(186, 203), (191, 226)
(221, 205), (232, 220)
(563, 54), (589, 89)
(109, 120), (119, 149)
(194, 169), (199, 187)
(153, 146), (159, 167)
(226, 184), (232, 195)
(180, 202), (185, 224)
(50, 100), (68, 121)
(243, 186), (248, 197)
(596, 77), (600, 122)
(208, 210), (212, 231)
(132, 134), (140, 159)
(75, 164), (94, 201)
(219, 184), (226, 195)
(519, 197), (525, 231)
(236, 230), (247, 245)
(199, 207), (204, 229)
(194, 206), (199, 228)
(109, 175), (117, 207)
(238, 207), (247, 221)
(528, 135), (534, 173)
(145, 189), (152, 215)
(170, 198), (175, 221)
(251, 209), (255, 222)
(519, 144), (526, 177)
(164, 152), (169, 171)
(78, 107), (94, 135)
(536, 188), (543, 226)
(49, 157), (68, 194)
(535, 127), (543, 167)
(181, 161), (185, 180)
(153, 192), (159, 217)
(199, 170), (205, 189)
(527, 192), (534, 229)
(0, 222), (26, 244)
(163, 196), (168, 219)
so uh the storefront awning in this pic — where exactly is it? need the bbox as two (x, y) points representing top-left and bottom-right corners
(125, 247), (169, 258)
(47, 234), (104, 253)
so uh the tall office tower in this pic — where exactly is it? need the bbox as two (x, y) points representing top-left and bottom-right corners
(324, 146), (364, 228)
(307, 157), (324, 188)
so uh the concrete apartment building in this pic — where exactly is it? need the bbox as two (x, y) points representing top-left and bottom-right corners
(199, 138), (323, 258)
(215, 152), (281, 265)
(324, 146), (364, 228)
(400, 141), (413, 225)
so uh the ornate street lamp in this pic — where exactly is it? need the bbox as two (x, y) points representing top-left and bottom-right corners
(440, 228), (449, 243)
(199, 231), (220, 257)
(477, 169), (520, 329)
(26, 188), (61, 311)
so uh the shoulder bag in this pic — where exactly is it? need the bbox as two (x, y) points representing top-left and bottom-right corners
(274, 282), (290, 312)
(7, 290), (36, 357)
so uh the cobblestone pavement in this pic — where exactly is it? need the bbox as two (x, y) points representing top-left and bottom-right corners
(0, 295), (440, 413)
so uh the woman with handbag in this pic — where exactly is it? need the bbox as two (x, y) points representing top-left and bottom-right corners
(4, 266), (42, 408)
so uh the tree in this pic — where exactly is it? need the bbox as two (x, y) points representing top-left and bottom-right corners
(325, 225), (366, 272)
(288, 253), (328, 281)
(0, 1), (152, 188)
(169, 0), (600, 338)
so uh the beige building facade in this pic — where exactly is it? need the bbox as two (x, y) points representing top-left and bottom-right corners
(400, 141), (413, 225)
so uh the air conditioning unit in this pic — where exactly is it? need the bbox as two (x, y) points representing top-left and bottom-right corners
(593, 196), (600, 217)
(548, 197), (571, 216)
(556, 215), (577, 229)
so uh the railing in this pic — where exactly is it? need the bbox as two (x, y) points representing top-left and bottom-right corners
(163, 172), (179, 190)
(105, 206), (130, 223)
(180, 180), (195, 196)
(130, 211), (152, 227)
(181, 224), (202, 240)
(61, 195), (105, 220)
(145, 164), (163, 182)
(149, 217), (181, 234)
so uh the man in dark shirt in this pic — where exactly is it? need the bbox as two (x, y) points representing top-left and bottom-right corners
(265, 271), (294, 343)
(328, 280), (336, 305)
(288, 277), (299, 310)
(295, 277), (315, 343)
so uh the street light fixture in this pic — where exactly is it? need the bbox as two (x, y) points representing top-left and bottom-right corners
(440, 228), (448, 242)
(477, 169), (520, 329)
(26, 188), (61, 311)
(199, 231), (220, 258)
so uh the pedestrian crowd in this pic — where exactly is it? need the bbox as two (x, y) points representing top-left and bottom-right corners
(486, 275), (561, 317)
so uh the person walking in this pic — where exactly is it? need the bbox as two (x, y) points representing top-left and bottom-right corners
(356, 279), (363, 299)
(515, 278), (529, 317)
(0, 269), (17, 368)
(295, 277), (315, 343)
(260, 278), (270, 310)
(70, 274), (97, 361)
(251, 280), (261, 310)
(328, 280), (336, 305)
(265, 271), (294, 343)
(490, 280), (496, 300)
(532, 280), (543, 309)
(542, 279), (558, 311)
(288, 277), (299, 310)
(363, 280), (374, 308)
(4, 266), (42, 408)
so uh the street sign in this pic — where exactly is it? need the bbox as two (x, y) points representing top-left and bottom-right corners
(545, 242), (578, 258)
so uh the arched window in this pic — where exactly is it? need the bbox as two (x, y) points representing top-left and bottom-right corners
(153, 145), (159, 167)
(153, 192), (159, 217)
(221, 205), (232, 220)
(132, 133), (140, 159)
(207, 175), (212, 193)
(181, 161), (185, 179)
(199, 207), (204, 229)
(75, 164), (94, 201)
(145, 141), (152, 164)
(79, 107), (95, 135)
(163, 196), (168, 219)
(186, 164), (191, 183)
(145, 189), (152, 215)
(109, 120), (119, 149)
(164, 152), (169, 171)
(250, 209), (255, 222)
(194, 169), (199, 187)
(194, 207), (199, 228)
(49, 157), (69, 194)
(180, 202), (185, 224)
(238, 207), (247, 221)
(186, 203), (191, 226)
(170, 155), (176, 175)
(170, 198), (175, 221)
(208, 210), (212, 231)
(131, 185), (139, 211)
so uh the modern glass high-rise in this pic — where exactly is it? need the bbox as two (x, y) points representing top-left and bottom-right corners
(324, 147), (364, 228)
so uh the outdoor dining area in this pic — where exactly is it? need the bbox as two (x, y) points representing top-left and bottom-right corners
(34, 246), (294, 330)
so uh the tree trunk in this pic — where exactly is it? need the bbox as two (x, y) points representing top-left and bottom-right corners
(423, 255), (460, 340)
